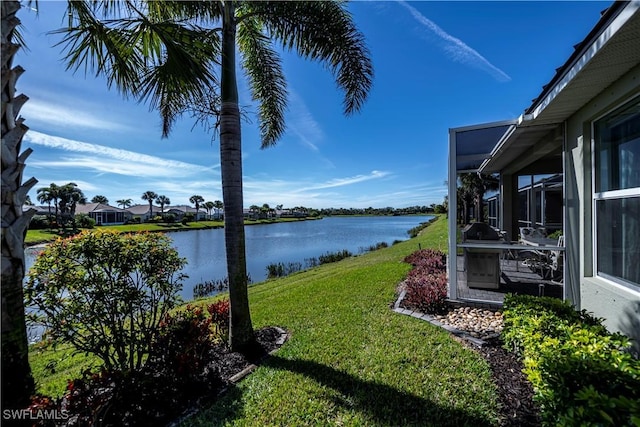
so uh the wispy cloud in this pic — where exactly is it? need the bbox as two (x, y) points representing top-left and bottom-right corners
(25, 131), (215, 178)
(285, 90), (335, 169)
(287, 90), (325, 152)
(397, 1), (511, 82)
(297, 170), (391, 192)
(22, 99), (131, 132)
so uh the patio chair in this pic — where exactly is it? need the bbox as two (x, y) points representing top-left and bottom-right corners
(521, 235), (564, 281)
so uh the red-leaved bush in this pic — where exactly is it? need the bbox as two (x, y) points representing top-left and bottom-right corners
(404, 249), (446, 274)
(402, 249), (449, 314)
(403, 271), (449, 314)
(207, 298), (230, 342)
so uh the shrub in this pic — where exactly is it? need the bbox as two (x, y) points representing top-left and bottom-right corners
(407, 219), (436, 238)
(402, 249), (448, 314)
(359, 241), (389, 253)
(75, 213), (95, 229)
(193, 277), (229, 299)
(148, 215), (163, 223)
(182, 212), (195, 224)
(25, 230), (187, 371)
(266, 262), (285, 278)
(207, 299), (231, 342)
(29, 214), (51, 230)
(403, 271), (448, 314)
(318, 249), (353, 264)
(502, 294), (640, 426)
(404, 249), (446, 274)
(152, 305), (216, 379)
(266, 262), (304, 278)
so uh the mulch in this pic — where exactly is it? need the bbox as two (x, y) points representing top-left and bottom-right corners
(457, 336), (542, 427)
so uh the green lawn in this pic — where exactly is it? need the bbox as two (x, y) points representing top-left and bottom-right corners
(183, 216), (499, 426)
(29, 216), (500, 426)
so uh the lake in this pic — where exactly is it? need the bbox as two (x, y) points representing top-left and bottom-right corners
(25, 215), (433, 302)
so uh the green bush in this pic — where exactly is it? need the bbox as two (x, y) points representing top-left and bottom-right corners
(75, 213), (96, 229)
(318, 249), (352, 264)
(149, 215), (163, 223)
(182, 213), (195, 225)
(25, 230), (187, 371)
(29, 215), (51, 230)
(502, 294), (640, 426)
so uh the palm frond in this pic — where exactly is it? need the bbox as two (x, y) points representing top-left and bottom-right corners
(55, 0), (221, 137)
(133, 23), (221, 136)
(146, 0), (224, 26)
(53, 1), (143, 95)
(237, 17), (287, 148)
(245, 1), (373, 116)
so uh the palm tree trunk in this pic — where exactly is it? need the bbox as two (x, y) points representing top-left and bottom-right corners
(220, 2), (256, 354)
(1, 0), (37, 409)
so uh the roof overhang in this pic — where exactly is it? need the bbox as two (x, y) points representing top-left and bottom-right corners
(450, 120), (516, 173)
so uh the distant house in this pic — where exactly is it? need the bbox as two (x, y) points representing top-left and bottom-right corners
(447, 1), (639, 350)
(164, 205), (207, 221)
(242, 208), (258, 220)
(276, 208), (307, 218)
(76, 203), (132, 225)
(25, 205), (53, 216)
(126, 204), (161, 222)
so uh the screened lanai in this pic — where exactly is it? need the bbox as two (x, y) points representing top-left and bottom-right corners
(447, 118), (566, 304)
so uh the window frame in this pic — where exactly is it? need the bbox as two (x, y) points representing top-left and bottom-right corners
(591, 95), (640, 292)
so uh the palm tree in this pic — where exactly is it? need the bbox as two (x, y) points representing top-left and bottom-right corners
(141, 191), (158, 221)
(213, 200), (224, 220)
(249, 205), (260, 220)
(59, 0), (372, 352)
(261, 203), (272, 219)
(58, 182), (87, 231)
(204, 201), (215, 220)
(1, 0), (37, 407)
(156, 195), (170, 216)
(189, 195), (204, 222)
(458, 173), (499, 223)
(37, 183), (61, 222)
(91, 195), (109, 204)
(116, 198), (133, 209)
(37, 186), (54, 219)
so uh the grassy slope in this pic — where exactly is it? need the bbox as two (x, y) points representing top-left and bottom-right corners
(29, 216), (499, 426)
(183, 216), (499, 426)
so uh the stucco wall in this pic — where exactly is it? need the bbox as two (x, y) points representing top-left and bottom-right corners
(564, 64), (640, 349)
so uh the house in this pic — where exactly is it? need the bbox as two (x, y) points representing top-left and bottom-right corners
(126, 204), (162, 222)
(24, 205), (53, 216)
(75, 203), (132, 225)
(163, 205), (208, 221)
(447, 1), (639, 349)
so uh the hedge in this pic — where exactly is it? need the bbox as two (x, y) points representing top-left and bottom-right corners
(502, 294), (640, 426)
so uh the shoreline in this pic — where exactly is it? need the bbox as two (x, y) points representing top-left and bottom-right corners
(24, 216), (323, 247)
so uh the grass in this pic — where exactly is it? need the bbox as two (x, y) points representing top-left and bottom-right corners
(28, 342), (101, 398)
(186, 216), (498, 426)
(29, 216), (500, 425)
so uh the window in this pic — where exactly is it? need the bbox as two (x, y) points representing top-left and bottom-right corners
(593, 98), (640, 289)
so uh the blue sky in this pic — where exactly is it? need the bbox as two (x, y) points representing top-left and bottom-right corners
(17, 1), (609, 209)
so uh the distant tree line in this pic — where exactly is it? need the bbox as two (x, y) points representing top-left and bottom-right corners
(317, 205), (445, 217)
